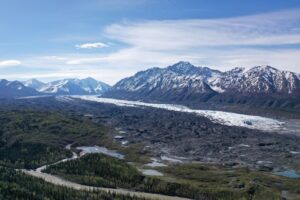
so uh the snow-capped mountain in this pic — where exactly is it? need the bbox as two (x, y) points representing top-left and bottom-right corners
(0, 77), (110, 97)
(105, 61), (300, 103)
(209, 65), (300, 95)
(22, 79), (46, 90)
(38, 77), (110, 95)
(0, 79), (39, 98)
(108, 62), (218, 102)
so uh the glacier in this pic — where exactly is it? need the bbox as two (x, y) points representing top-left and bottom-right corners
(68, 95), (284, 132)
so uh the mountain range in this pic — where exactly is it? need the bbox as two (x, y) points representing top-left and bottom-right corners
(0, 79), (39, 98)
(105, 61), (300, 97)
(103, 61), (300, 111)
(1, 61), (300, 111)
(24, 77), (110, 95)
(0, 77), (110, 97)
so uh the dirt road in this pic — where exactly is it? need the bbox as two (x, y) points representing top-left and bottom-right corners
(22, 169), (191, 200)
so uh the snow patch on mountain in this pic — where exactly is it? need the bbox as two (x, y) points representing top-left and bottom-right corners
(27, 77), (111, 95)
(23, 79), (46, 90)
(209, 65), (300, 94)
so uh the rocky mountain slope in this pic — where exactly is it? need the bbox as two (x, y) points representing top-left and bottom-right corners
(107, 62), (219, 102)
(0, 79), (40, 98)
(210, 65), (300, 95)
(23, 79), (47, 90)
(104, 62), (300, 111)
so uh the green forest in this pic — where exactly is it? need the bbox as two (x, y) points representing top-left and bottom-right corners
(44, 153), (205, 199)
(0, 166), (146, 200)
(0, 110), (107, 169)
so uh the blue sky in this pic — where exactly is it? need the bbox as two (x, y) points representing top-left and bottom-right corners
(1, 0), (300, 84)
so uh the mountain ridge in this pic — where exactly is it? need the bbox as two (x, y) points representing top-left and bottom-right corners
(30, 77), (110, 95)
(106, 61), (300, 97)
(0, 77), (111, 98)
(2, 62), (300, 112)
(0, 79), (40, 98)
(103, 61), (300, 111)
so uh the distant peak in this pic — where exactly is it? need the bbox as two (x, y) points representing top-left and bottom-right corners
(176, 61), (192, 65)
(27, 78), (44, 83)
(255, 65), (273, 69)
(247, 65), (279, 73)
(168, 61), (196, 72)
(225, 67), (245, 74)
(172, 61), (193, 67)
(0, 79), (8, 83)
(82, 77), (97, 81)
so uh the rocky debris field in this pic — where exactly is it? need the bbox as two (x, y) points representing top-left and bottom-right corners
(13, 96), (299, 172)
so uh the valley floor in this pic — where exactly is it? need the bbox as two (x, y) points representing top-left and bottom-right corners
(0, 96), (299, 199)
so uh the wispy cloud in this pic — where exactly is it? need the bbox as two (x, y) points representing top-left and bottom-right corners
(0, 60), (22, 68)
(75, 42), (108, 49)
(40, 56), (68, 61)
(63, 47), (300, 72)
(66, 9), (300, 72)
(105, 9), (300, 50)
(2, 9), (300, 84)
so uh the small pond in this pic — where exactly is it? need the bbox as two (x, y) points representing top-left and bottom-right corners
(76, 146), (125, 159)
(275, 170), (300, 179)
(140, 169), (163, 176)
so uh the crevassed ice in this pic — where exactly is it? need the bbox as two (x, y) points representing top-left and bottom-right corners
(68, 95), (284, 131)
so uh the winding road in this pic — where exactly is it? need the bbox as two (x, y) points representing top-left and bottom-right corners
(21, 145), (191, 200)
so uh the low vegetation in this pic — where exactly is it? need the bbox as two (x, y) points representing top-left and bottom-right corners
(160, 164), (300, 200)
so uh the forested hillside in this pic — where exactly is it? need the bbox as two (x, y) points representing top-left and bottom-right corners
(0, 166), (145, 200)
(0, 110), (108, 168)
